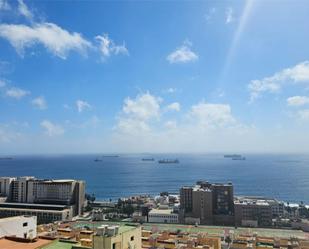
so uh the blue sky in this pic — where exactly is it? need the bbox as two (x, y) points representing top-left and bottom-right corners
(0, 0), (309, 154)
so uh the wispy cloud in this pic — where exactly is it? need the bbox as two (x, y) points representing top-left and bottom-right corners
(205, 7), (216, 22)
(166, 102), (180, 112)
(95, 34), (128, 60)
(0, 0), (10, 10)
(32, 96), (47, 110)
(0, 23), (92, 59)
(40, 120), (64, 136)
(248, 61), (309, 101)
(287, 96), (309, 107)
(6, 87), (30, 99)
(167, 40), (198, 64)
(0, 79), (6, 87)
(76, 100), (92, 113)
(17, 0), (33, 20)
(225, 7), (234, 24)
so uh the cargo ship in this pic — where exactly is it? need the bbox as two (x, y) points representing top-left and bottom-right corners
(158, 159), (179, 164)
(142, 158), (155, 161)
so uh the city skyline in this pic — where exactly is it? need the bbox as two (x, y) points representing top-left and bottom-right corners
(1, 0), (309, 154)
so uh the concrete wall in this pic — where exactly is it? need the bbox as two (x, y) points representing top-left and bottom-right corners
(0, 216), (37, 239)
(148, 212), (179, 223)
(93, 226), (141, 249)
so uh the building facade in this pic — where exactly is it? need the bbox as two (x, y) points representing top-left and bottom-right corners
(180, 181), (234, 225)
(0, 215), (37, 239)
(0, 202), (73, 224)
(148, 208), (179, 223)
(0, 176), (85, 217)
(234, 197), (273, 227)
(93, 225), (141, 249)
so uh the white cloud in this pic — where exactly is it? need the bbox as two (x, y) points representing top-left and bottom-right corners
(205, 7), (216, 22)
(0, 79), (6, 87)
(248, 61), (309, 101)
(32, 96), (47, 110)
(76, 100), (92, 113)
(17, 0), (33, 20)
(40, 120), (64, 136)
(164, 120), (177, 129)
(167, 41), (198, 64)
(116, 93), (162, 134)
(225, 7), (234, 24)
(95, 34), (128, 59)
(0, 0), (10, 11)
(189, 102), (236, 128)
(287, 96), (309, 107)
(297, 109), (309, 121)
(122, 93), (161, 120)
(6, 87), (30, 99)
(166, 88), (177, 93)
(0, 23), (92, 59)
(166, 102), (181, 112)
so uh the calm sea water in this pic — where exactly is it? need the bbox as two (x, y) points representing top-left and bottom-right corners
(0, 154), (308, 203)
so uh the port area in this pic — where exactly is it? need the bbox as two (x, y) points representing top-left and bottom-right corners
(71, 221), (309, 239)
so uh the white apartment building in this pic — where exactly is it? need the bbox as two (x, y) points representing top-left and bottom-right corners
(0, 177), (16, 197)
(0, 215), (37, 239)
(148, 208), (179, 223)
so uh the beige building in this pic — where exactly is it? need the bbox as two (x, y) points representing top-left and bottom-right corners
(148, 208), (178, 223)
(192, 187), (213, 225)
(1, 177), (85, 217)
(234, 198), (272, 227)
(93, 225), (141, 249)
(0, 177), (16, 197)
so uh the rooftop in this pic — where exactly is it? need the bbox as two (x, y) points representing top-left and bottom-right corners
(0, 238), (53, 249)
(149, 208), (174, 215)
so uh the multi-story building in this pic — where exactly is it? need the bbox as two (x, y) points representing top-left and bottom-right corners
(180, 186), (193, 213)
(180, 181), (234, 225)
(148, 208), (179, 223)
(192, 187), (213, 225)
(0, 202), (73, 224)
(0, 177), (16, 197)
(0, 176), (85, 222)
(93, 224), (141, 249)
(234, 197), (273, 227)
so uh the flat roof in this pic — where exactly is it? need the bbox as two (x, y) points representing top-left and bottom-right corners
(0, 238), (53, 249)
(0, 215), (36, 222)
(149, 209), (175, 215)
(0, 202), (69, 210)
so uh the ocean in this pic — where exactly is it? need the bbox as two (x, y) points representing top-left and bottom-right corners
(0, 154), (308, 203)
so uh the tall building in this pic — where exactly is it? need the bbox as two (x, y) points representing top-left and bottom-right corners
(0, 177), (15, 197)
(234, 197), (273, 227)
(180, 181), (234, 225)
(180, 186), (193, 213)
(0, 176), (85, 217)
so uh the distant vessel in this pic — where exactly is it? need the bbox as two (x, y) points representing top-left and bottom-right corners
(232, 157), (246, 160)
(0, 157), (13, 160)
(158, 159), (179, 164)
(94, 158), (102, 162)
(224, 154), (242, 158)
(142, 158), (155, 161)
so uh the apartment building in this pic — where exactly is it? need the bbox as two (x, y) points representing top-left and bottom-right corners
(93, 224), (141, 249)
(180, 181), (234, 225)
(0, 176), (85, 222)
(148, 208), (179, 223)
(234, 197), (273, 227)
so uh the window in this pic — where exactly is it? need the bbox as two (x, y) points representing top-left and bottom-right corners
(23, 222), (28, 227)
(131, 236), (134, 241)
(113, 243), (116, 249)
